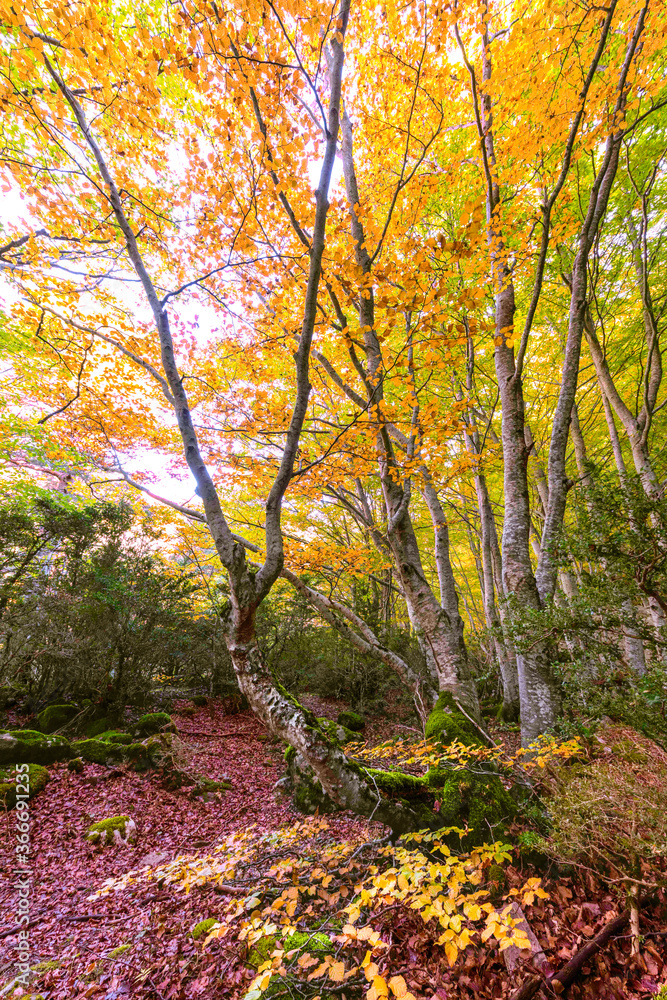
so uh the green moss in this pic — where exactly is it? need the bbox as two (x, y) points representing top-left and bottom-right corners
(192, 778), (232, 798)
(90, 729), (132, 744)
(134, 712), (174, 737)
(192, 695), (208, 707)
(317, 717), (356, 745)
(0, 763), (49, 809)
(87, 815), (136, 845)
(284, 745), (297, 765)
(366, 768), (428, 799)
(1, 730), (70, 765)
(433, 769), (516, 846)
(248, 930), (333, 969)
(425, 693), (483, 747)
(337, 710), (365, 732)
(100, 732), (133, 745)
(192, 917), (218, 940)
(85, 717), (110, 738)
(107, 944), (131, 959)
(31, 960), (60, 972)
(68, 757), (84, 773)
(71, 739), (124, 765)
(35, 703), (79, 734)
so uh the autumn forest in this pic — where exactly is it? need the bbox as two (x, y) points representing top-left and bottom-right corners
(1, 0), (667, 997)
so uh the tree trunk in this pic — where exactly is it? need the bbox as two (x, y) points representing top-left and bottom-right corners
(228, 611), (422, 835)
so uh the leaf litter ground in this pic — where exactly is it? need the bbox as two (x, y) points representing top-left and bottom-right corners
(0, 702), (665, 999)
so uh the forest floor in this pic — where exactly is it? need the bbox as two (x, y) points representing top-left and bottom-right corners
(0, 699), (665, 1000)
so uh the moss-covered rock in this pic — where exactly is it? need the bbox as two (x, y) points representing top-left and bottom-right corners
(337, 710), (365, 732)
(192, 695), (208, 707)
(192, 917), (218, 940)
(192, 778), (232, 800)
(125, 741), (152, 770)
(35, 703), (79, 734)
(422, 694), (515, 843)
(134, 712), (175, 737)
(68, 757), (84, 773)
(99, 731), (133, 745)
(0, 730), (71, 765)
(317, 717), (357, 746)
(85, 717), (110, 738)
(70, 739), (125, 765)
(248, 930), (333, 969)
(87, 815), (136, 846)
(425, 692), (484, 746)
(0, 763), (49, 809)
(427, 768), (516, 846)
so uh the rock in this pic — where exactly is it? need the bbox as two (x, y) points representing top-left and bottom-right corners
(133, 712), (175, 737)
(0, 730), (71, 766)
(85, 716), (111, 738)
(216, 680), (248, 715)
(68, 757), (84, 773)
(70, 739), (125, 765)
(317, 717), (356, 745)
(99, 731), (133, 745)
(35, 703), (79, 733)
(424, 694), (516, 846)
(0, 763), (49, 809)
(86, 815), (137, 846)
(192, 695), (208, 707)
(337, 710), (365, 732)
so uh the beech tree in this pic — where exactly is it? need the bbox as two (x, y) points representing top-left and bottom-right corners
(1, 0), (667, 776)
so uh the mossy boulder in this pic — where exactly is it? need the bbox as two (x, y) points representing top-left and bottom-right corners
(217, 681), (249, 715)
(192, 777), (232, 800)
(337, 710), (365, 732)
(70, 739), (125, 765)
(133, 712), (175, 737)
(425, 692), (484, 746)
(248, 930), (333, 969)
(192, 917), (218, 940)
(317, 717), (357, 746)
(68, 757), (84, 773)
(423, 695), (515, 845)
(0, 730), (71, 766)
(87, 815), (136, 846)
(192, 695), (208, 707)
(426, 768), (516, 846)
(125, 741), (153, 770)
(0, 763), (49, 809)
(97, 731), (133, 745)
(35, 703), (79, 734)
(85, 717), (110, 738)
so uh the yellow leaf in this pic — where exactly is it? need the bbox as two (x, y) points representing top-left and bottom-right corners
(445, 942), (458, 966)
(329, 962), (345, 982)
(389, 975), (407, 997)
(373, 975), (389, 997)
(364, 962), (379, 981)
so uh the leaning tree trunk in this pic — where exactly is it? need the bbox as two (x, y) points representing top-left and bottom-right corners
(227, 602), (423, 835)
